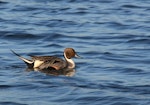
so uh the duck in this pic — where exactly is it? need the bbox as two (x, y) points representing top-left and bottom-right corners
(11, 48), (80, 71)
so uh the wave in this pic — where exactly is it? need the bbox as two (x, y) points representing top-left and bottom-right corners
(127, 38), (150, 44)
(121, 4), (142, 9)
(0, 102), (27, 105)
(0, 31), (41, 40)
(0, 1), (8, 4)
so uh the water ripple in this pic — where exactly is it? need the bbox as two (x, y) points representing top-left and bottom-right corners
(0, 1), (8, 4)
(0, 0), (150, 105)
(0, 102), (27, 105)
(127, 38), (150, 44)
(121, 4), (143, 9)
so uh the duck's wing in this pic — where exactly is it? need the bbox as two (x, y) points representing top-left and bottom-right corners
(31, 56), (67, 70)
(30, 56), (56, 61)
(30, 56), (55, 69)
(11, 50), (34, 68)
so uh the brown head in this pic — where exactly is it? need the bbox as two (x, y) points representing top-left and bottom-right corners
(64, 48), (79, 59)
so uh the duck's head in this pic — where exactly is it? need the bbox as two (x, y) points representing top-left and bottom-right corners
(64, 48), (80, 59)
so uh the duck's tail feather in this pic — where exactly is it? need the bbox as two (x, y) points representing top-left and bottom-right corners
(11, 49), (34, 68)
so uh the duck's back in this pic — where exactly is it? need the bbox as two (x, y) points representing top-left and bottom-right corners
(31, 56), (67, 70)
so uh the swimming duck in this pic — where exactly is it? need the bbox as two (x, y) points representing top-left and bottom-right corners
(11, 48), (80, 71)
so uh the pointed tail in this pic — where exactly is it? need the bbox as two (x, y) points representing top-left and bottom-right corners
(11, 49), (34, 68)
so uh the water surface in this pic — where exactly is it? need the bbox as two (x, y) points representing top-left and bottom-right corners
(0, 0), (150, 105)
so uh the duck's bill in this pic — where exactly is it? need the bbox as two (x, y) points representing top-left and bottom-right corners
(75, 54), (81, 58)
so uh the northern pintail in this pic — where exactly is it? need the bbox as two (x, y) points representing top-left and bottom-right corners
(11, 48), (80, 71)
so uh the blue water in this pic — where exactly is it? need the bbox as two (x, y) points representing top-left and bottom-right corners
(0, 0), (150, 105)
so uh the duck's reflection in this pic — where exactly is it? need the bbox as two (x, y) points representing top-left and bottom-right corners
(26, 68), (76, 77)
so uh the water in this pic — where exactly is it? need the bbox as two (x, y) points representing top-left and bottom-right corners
(0, 0), (150, 105)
